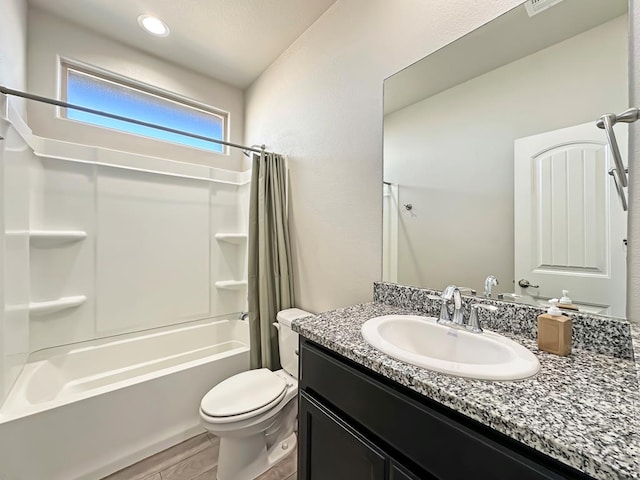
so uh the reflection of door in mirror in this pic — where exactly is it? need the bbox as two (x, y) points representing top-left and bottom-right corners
(382, 0), (629, 319)
(514, 123), (627, 318)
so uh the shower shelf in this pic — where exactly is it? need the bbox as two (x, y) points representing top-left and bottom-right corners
(29, 230), (87, 246)
(214, 233), (248, 244)
(214, 280), (248, 290)
(29, 295), (87, 316)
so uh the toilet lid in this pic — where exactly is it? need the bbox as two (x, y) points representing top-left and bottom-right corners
(201, 368), (287, 417)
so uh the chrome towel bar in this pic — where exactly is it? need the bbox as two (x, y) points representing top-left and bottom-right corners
(596, 107), (638, 188)
(596, 107), (638, 211)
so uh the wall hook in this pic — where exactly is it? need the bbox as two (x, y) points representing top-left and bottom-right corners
(403, 203), (413, 211)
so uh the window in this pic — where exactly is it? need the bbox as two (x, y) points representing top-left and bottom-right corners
(61, 63), (227, 153)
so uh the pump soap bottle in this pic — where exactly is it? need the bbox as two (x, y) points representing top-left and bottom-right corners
(537, 299), (572, 356)
(558, 290), (578, 311)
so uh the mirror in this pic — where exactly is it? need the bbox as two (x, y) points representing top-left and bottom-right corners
(382, 0), (629, 319)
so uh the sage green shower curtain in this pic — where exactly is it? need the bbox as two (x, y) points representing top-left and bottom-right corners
(248, 151), (295, 370)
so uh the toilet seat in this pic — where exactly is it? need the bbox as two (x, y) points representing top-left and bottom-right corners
(201, 369), (287, 424)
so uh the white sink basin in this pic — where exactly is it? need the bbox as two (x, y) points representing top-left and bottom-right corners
(361, 315), (539, 381)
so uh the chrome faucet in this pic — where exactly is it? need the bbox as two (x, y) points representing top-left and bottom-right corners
(468, 304), (499, 334)
(438, 285), (500, 334)
(484, 275), (499, 298)
(439, 285), (464, 326)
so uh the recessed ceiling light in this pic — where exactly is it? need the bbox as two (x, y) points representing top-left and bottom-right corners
(138, 15), (170, 37)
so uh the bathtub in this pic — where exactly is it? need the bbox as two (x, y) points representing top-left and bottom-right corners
(0, 317), (249, 480)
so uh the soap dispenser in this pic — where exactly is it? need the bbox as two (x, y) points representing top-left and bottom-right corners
(558, 290), (578, 311)
(537, 299), (572, 356)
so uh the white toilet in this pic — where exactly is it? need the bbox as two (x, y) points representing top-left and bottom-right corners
(200, 308), (310, 480)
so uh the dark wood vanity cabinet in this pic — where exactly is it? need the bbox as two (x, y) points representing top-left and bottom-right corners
(299, 393), (387, 480)
(298, 338), (595, 480)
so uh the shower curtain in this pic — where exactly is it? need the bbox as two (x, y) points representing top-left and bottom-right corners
(248, 151), (295, 370)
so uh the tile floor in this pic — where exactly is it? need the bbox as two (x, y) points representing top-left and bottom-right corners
(102, 432), (297, 480)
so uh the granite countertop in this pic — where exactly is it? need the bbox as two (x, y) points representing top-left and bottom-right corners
(292, 302), (640, 480)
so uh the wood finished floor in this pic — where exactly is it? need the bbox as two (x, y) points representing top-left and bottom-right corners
(102, 433), (297, 480)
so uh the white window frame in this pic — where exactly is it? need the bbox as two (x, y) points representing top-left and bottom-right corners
(59, 60), (229, 154)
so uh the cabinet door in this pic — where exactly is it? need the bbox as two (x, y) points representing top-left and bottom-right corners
(391, 462), (425, 480)
(299, 392), (386, 480)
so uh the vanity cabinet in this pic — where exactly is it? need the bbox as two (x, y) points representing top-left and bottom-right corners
(390, 464), (421, 480)
(298, 338), (594, 480)
(299, 393), (387, 480)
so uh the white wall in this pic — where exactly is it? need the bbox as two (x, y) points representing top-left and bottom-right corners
(384, 16), (627, 294)
(245, 0), (525, 313)
(0, 0), (27, 113)
(27, 7), (246, 172)
(0, 0), (29, 404)
(3, 122), (31, 403)
(629, 2), (640, 322)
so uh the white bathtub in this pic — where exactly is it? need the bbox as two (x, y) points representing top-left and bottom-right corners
(0, 317), (250, 480)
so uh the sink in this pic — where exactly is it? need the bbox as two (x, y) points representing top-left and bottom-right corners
(361, 315), (540, 381)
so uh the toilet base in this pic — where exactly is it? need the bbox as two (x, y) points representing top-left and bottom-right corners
(216, 431), (296, 480)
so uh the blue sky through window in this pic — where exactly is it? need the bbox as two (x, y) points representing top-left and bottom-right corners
(65, 68), (225, 153)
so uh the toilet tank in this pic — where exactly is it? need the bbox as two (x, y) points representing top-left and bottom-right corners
(276, 308), (312, 378)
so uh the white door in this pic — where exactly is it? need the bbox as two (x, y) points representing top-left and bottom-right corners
(514, 122), (627, 316)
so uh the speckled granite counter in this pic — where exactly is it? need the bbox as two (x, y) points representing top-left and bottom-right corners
(292, 302), (640, 480)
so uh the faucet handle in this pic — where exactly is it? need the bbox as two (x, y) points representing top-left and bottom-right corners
(468, 304), (499, 334)
(438, 298), (452, 324)
(469, 306), (482, 333)
(458, 287), (477, 296)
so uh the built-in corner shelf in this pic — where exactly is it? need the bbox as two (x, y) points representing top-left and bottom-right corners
(214, 233), (248, 245)
(29, 230), (87, 247)
(29, 295), (87, 317)
(214, 280), (248, 290)
(214, 234), (248, 298)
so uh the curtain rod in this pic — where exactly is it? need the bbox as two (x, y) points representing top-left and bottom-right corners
(0, 85), (273, 156)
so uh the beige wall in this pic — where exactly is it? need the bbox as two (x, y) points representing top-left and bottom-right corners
(384, 16), (627, 295)
(245, 0), (526, 313)
(27, 7), (246, 172)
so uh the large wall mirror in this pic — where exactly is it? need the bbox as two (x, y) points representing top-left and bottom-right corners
(382, 0), (629, 319)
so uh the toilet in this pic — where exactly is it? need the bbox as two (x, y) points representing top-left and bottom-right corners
(200, 308), (310, 480)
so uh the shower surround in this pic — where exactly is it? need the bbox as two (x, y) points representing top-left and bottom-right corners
(0, 98), (252, 478)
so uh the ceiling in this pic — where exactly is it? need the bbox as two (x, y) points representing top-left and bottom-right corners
(27, 0), (337, 89)
(384, 0), (628, 115)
